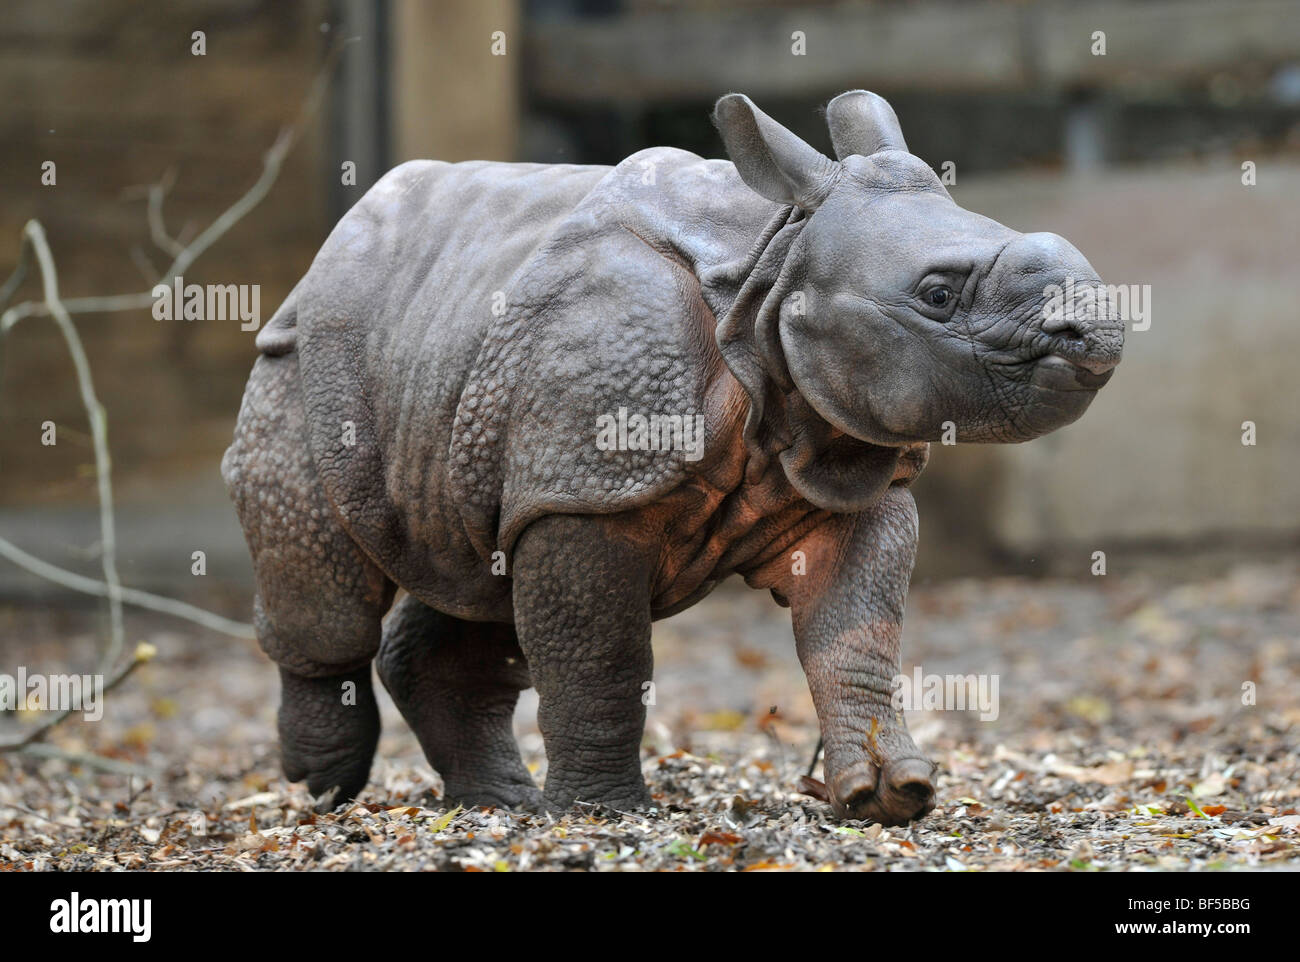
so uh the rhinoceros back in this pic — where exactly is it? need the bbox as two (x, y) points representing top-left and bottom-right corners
(285, 160), (610, 615)
(284, 151), (765, 618)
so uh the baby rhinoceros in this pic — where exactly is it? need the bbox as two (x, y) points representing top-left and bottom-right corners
(223, 91), (1122, 824)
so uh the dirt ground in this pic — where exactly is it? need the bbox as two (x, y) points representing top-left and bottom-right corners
(1, 559), (1297, 872)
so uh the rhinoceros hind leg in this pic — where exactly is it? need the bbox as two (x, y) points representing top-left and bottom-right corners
(377, 595), (544, 810)
(275, 663), (381, 812)
(224, 353), (395, 813)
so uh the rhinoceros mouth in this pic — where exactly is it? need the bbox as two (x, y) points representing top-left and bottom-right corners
(1031, 353), (1114, 392)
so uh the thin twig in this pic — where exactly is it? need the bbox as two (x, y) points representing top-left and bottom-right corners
(0, 236), (31, 310)
(18, 743), (157, 778)
(806, 736), (823, 777)
(0, 800), (81, 829)
(0, 642), (155, 752)
(22, 220), (125, 670)
(0, 39), (349, 642)
(0, 35), (349, 755)
(146, 168), (185, 259)
(0, 537), (254, 638)
(0, 35), (353, 332)
(127, 245), (160, 286)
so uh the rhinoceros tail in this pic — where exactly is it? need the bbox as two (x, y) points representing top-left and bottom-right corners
(255, 277), (302, 356)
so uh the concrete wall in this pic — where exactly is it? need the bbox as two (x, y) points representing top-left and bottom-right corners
(912, 160), (1300, 571)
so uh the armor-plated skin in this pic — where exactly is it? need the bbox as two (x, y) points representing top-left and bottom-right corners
(223, 91), (1121, 824)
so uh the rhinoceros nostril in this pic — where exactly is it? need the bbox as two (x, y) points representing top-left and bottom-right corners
(1077, 353), (1119, 376)
(1040, 329), (1119, 377)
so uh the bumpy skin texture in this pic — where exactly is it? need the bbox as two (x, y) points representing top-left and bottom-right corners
(761, 487), (936, 822)
(223, 91), (1122, 824)
(376, 596), (542, 810)
(512, 514), (657, 810)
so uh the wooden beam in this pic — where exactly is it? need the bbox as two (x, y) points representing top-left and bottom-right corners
(524, 0), (1300, 103)
(392, 0), (519, 161)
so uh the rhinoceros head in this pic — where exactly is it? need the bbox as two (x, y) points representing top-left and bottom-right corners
(712, 90), (1123, 453)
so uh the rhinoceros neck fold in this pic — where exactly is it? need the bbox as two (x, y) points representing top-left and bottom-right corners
(696, 204), (799, 321)
(707, 207), (807, 462)
(704, 202), (921, 515)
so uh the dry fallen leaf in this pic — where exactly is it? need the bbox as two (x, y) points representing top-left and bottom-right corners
(698, 831), (742, 848)
(797, 776), (830, 803)
(224, 792), (279, 811)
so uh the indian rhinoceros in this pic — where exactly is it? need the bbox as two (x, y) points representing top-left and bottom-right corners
(222, 90), (1122, 825)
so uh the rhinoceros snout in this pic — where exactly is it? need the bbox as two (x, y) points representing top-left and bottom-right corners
(990, 231), (1125, 372)
(1042, 328), (1123, 378)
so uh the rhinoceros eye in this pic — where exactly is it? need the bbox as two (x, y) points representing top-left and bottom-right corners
(915, 272), (967, 317)
(926, 286), (953, 308)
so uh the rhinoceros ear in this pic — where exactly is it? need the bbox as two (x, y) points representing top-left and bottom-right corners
(825, 90), (908, 159)
(713, 93), (841, 210)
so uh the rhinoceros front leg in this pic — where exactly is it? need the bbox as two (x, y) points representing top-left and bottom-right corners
(785, 487), (936, 825)
(512, 514), (654, 811)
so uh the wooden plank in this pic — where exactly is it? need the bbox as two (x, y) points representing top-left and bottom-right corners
(392, 0), (519, 162)
(0, 54), (316, 139)
(524, 0), (1300, 102)
(1038, 0), (1300, 87)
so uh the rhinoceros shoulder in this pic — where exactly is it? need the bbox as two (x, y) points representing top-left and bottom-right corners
(446, 150), (765, 560)
(277, 151), (769, 580)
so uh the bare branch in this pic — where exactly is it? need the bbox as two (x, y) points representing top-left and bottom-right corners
(127, 244), (161, 286)
(146, 168), (185, 259)
(0, 37), (347, 665)
(0, 35), (354, 331)
(0, 536), (254, 638)
(0, 642), (156, 752)
(0, 234), (32, 313)
(16, 743), (157, 777)
(18, 220), (126, 669)
(0, 799), (81, 829)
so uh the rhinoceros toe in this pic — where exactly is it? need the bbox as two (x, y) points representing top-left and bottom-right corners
(829, 756), (936, 826)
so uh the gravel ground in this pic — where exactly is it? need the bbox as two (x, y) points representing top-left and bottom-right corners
(1, 560), (1297, 872)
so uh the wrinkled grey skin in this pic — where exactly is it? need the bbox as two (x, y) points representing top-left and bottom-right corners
(223, 91), (1121, 825)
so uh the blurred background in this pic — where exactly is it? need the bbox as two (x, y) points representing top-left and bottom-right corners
(1, 2), (1298, 869)
(2, 0), (1297, 610)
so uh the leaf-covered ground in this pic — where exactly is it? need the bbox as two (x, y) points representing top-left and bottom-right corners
(2, 560), (1297, 871)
